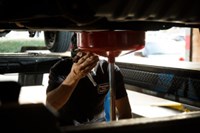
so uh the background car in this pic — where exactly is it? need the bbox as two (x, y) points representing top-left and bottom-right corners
(133, 27), (188, 61)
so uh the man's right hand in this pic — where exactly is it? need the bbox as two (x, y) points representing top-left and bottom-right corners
(71, 51), (99, 80)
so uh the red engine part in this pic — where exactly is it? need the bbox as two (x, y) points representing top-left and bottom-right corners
(77, 30), (145, 62)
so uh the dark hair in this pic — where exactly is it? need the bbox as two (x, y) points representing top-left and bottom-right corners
(71, 33), (78, 58)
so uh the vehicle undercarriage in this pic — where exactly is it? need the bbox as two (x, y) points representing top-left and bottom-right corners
(1, 0), (200, 132)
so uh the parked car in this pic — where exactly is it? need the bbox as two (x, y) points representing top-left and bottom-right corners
(141, 29), (186, 61)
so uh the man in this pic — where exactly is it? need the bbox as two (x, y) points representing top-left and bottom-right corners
(46, 33), (132, 126)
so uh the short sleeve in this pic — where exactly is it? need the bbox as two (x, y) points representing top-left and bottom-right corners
(101, 60), (127, 99)
(114, 65), (127, 99)
(46, 58), (72, 93)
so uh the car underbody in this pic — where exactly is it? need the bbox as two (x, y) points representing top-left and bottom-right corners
(0, 0), (200, 31)
(1, 0), (200, 132)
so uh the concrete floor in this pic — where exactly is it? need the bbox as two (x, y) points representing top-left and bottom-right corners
(1, 73), (185, 118)
(127, 90), (183, 118)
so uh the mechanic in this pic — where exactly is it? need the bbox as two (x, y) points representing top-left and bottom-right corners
(46, 33), (132, 126)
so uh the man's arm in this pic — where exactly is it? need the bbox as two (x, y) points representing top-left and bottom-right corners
(115, 96), (132, 119)
(46, 52), (99, 110)
(46, 71), (81, 110)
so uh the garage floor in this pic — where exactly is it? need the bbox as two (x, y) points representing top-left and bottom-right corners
(1, 73), (188, 118)
(126, 89), (183, 118)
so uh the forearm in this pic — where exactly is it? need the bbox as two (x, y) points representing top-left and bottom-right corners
(117, 107), (132, 119)
(46, 72), (80, 110)
(116, 96), (132, 120)
(46, 52), (99, 110)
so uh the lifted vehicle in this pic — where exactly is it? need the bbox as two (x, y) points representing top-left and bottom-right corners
(1, 0), (200, 133)
(0, 0), (199, 31)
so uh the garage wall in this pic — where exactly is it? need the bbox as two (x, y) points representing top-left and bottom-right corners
(192, 28), (200, 62)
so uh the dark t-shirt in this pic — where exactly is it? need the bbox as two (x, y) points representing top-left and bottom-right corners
(46, 58), (127, 125)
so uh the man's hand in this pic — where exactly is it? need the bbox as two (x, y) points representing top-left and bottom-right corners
(71, 51), (99, 79)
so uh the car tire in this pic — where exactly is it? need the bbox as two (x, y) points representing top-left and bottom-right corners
(44, 31), (73, 52)
(0, 30), (11, 37)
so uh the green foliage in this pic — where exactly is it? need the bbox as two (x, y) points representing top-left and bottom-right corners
(0, 39), (45, 53)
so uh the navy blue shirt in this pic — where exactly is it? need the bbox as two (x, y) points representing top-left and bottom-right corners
(46, 58), (127, 125)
